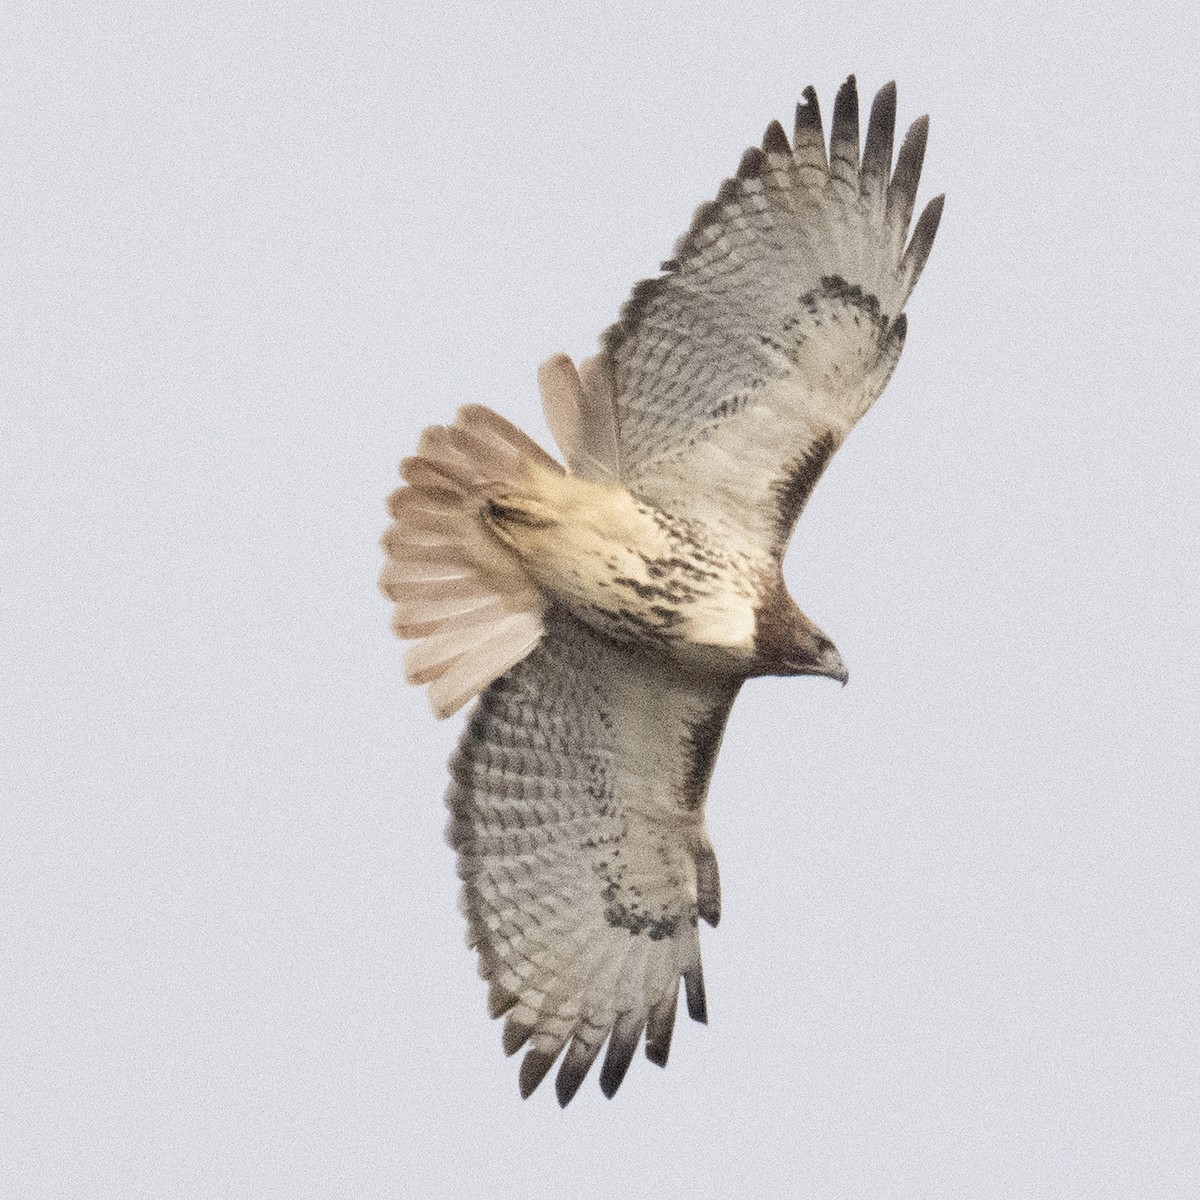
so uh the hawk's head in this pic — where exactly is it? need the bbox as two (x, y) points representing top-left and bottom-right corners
(752, 579), (848, 685)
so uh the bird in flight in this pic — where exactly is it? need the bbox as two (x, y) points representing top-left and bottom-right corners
(381, 76), (942, 1105)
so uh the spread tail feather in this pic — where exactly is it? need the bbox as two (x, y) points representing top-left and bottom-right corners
(537, 353), (620, 481)
(381, 406), (560, 717)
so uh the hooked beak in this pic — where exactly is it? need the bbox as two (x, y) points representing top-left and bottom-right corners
(820, 644), (849, 687)
(784, 638), (848, 684)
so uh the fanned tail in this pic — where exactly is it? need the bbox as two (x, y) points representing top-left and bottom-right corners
(380, 406), (561, 718)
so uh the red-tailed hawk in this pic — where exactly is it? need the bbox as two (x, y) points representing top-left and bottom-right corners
(381, 77), (942, 1104)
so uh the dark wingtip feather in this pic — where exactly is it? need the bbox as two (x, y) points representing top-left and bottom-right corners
(502, 1017), (533, 1057)
(736, 146), (766, 179)
(555, 1070), (583, 1108)
(683, 966), (707, 1023)
(644, 1042), (671, 1068)
(888, 114), (930, 232)
(518, 1048), (558, 1099)
(644, 986), (679, 1068)
(905, 192), (945, 285)
(861, 81), (897, 188)
(793, 87), (824, 146)
(555, 1029), (605, 1107)
(833, 75), (859, 125)
(716, 176), (741, 205)
(762, 119), (791, 155)
(488, 981), (519, 1019)
(599, 1012), (645, 1099)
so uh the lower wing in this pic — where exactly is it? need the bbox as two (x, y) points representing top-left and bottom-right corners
(447, 609), (739, 1104)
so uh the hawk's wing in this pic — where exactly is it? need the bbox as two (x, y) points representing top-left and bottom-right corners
(594, 77), (943, 554)
(448, 609), (739, 1104)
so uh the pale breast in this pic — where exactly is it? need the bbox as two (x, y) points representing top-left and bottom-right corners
(482, 468), (764, 673)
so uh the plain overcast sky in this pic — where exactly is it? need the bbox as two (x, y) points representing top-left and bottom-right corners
(3, 2), (1198, 1197)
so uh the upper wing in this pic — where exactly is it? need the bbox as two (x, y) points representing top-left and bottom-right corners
(448, 609), (739, 1104)
(594, 77), (943, 555)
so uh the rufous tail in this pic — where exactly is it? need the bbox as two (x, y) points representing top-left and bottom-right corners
(380, 405), (561, 718)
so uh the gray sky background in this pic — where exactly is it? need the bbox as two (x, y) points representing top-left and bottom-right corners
(3, 2), (1198, 1197)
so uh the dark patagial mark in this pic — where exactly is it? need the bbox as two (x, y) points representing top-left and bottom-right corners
(680, 695), (738, 811)
(770, 429), (838, 543)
